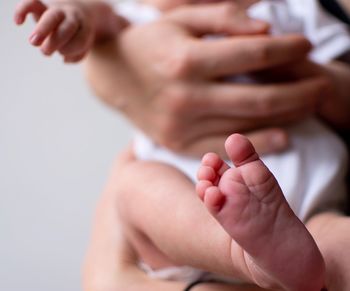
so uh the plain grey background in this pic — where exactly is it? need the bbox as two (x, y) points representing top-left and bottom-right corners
(0, 1), (132, 290)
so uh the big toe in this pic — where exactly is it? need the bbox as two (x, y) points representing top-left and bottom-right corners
(225, 134), (259, 167)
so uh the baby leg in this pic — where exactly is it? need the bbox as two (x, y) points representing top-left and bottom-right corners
(116, 157), (241, 277)
(197, 134), (325, 291)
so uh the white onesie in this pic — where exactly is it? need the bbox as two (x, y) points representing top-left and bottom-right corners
(117, 0), (350, 282)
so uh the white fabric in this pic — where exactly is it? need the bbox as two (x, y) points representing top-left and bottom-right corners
(116, 0), (350, 282)
(139, 261), (240, 283)
(117, 1), (161, 24)
(117, 0), (350, 64)
(139, 262), (206, 282)
(135, 119), (348, 220)
(248, 0), (350, 63)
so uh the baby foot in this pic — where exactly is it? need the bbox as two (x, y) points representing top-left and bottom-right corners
(196, 134), (325, 291)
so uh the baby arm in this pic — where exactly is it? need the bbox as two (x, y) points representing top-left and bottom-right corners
(14, 0), (127, 62)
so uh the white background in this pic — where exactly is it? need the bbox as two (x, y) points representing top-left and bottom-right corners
(0, 2), (132, 290)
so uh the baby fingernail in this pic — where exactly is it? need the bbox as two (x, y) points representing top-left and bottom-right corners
(29, 34), (41, 45)
(14, 15), (22, 24)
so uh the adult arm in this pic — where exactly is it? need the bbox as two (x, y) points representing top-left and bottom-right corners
(84, 2), (328, 158)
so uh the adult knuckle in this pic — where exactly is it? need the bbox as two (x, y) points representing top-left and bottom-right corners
(253, 41), (272, 65)
(256, 89), (275, 115)
(218, 2), (239, 18)
(314, 77), (333, 103)
(160, 84), (191, 114)
(160, 132), (185, 152)
(151, 107), (186, 151)
(162, 44), (194, 79)
(155, 116), (179, 146)
(167, 139), (185, 152)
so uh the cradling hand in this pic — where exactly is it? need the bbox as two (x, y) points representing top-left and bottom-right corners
(86, 2), (329, 157)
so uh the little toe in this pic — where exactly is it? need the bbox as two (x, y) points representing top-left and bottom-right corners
(196, 180), (213, 201)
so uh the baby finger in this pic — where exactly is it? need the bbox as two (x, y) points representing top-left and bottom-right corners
(29, 8), (65, 46)
(14, 0), (47, 24)
(59, 24), (93, 58)
(63, 51), (87, 63)
(40, 18), (80, 55)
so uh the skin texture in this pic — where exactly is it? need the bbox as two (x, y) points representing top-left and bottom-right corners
(197, 134), (325, 290)
(83, 149), (350, 291)
(112, 144), (325, 290)
(83, 150), (269, 291)
(14, 0), (350, 289)
(14, 0), (126, 62)
(85, 2), (335, 158)
(81, 2), (350, 290)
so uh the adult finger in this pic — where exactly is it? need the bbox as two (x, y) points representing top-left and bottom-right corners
(40, 17), (80, 55)
(14, 0), (47, 24)
(181, 109), (309, 142)
(29, 9), (65, 46)
(246, 128), (289, 155)
(178, 128), (289, 158)
(187, 34), (312, 78)
(182, 77), (329, 117)
(165, 2), (269, 36)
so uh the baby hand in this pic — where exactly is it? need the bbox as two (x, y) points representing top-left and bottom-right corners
(14, 0), (96, 62)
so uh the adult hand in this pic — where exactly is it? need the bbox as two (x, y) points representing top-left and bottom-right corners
(85, 2), (329, 158)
